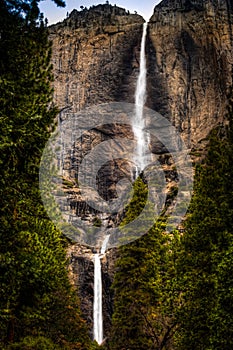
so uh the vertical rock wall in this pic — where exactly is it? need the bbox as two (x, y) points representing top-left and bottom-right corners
(50, 5), (144, 112)
(147, 0), (233, 148)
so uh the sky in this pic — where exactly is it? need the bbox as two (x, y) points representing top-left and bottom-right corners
(39, 0), (162, 24)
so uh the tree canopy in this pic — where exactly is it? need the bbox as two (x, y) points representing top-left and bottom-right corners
(0, 1), (97, 348)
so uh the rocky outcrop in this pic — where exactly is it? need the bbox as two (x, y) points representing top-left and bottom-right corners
(49, 4), (144, 112)
(147, 0), (233, 148)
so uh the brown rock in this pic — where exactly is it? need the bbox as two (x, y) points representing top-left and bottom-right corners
(49, 4), (144, 112)
(147, 0), (233, 148)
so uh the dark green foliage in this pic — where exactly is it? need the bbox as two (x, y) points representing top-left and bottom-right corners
(0, 1), (95, 349)
(4, 336), (62, 349)
(175, 93), (233, 349)
(210, 244), (233, 349)
(0, 5), (57, 177)
(109, 179), (179, 350)
(120, 177), (148, 224)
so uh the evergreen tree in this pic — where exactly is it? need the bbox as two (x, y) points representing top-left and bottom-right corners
(209, 93), (233, 349)
(175, 91), (233, 349)
(109, 179), (179, 350)
(0, 1), (96, 348)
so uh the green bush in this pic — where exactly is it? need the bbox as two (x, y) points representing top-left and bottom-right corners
(7, 336), (61, 350)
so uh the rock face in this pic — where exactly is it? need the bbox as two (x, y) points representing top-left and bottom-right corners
(147, 0), (233, 148)
(50, 4), (144, 111)
(49, 0), (233, 342)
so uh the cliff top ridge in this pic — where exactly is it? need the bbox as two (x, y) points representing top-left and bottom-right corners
(50, 3), (144, 29)
(154, 0), (233, 12)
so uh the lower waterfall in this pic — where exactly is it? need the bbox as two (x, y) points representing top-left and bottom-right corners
(93, 254), (103, 344)
(93, 235), (110, 344)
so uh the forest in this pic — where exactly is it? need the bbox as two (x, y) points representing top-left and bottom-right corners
(1, 0), (233, 349)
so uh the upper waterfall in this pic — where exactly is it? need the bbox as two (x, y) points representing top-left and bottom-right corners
(135, 22), (148, 108)
(133, 22), (150, 177)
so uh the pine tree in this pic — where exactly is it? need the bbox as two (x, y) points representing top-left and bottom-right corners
(209, 93), (233, 349)
(175, 90), (233, 349)
(0, 1), (95, 348)
(109, 178), (179, 350)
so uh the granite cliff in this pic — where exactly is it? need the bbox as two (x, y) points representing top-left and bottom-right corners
(50, 4), (144, 110)
(49, 0), (233, 341)
(147, 0), (233, 148)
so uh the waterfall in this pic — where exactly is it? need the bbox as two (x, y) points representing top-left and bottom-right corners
(93, 235), (110, 344)
(93, 254), (103, 344)
(133, 22), (149, 177)
(101, 234), (110, 255)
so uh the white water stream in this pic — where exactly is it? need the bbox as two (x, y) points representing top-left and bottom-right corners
(93, 254), (103, 344)
(133, 22), (149, 177)
(93, 235), (110, 344)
